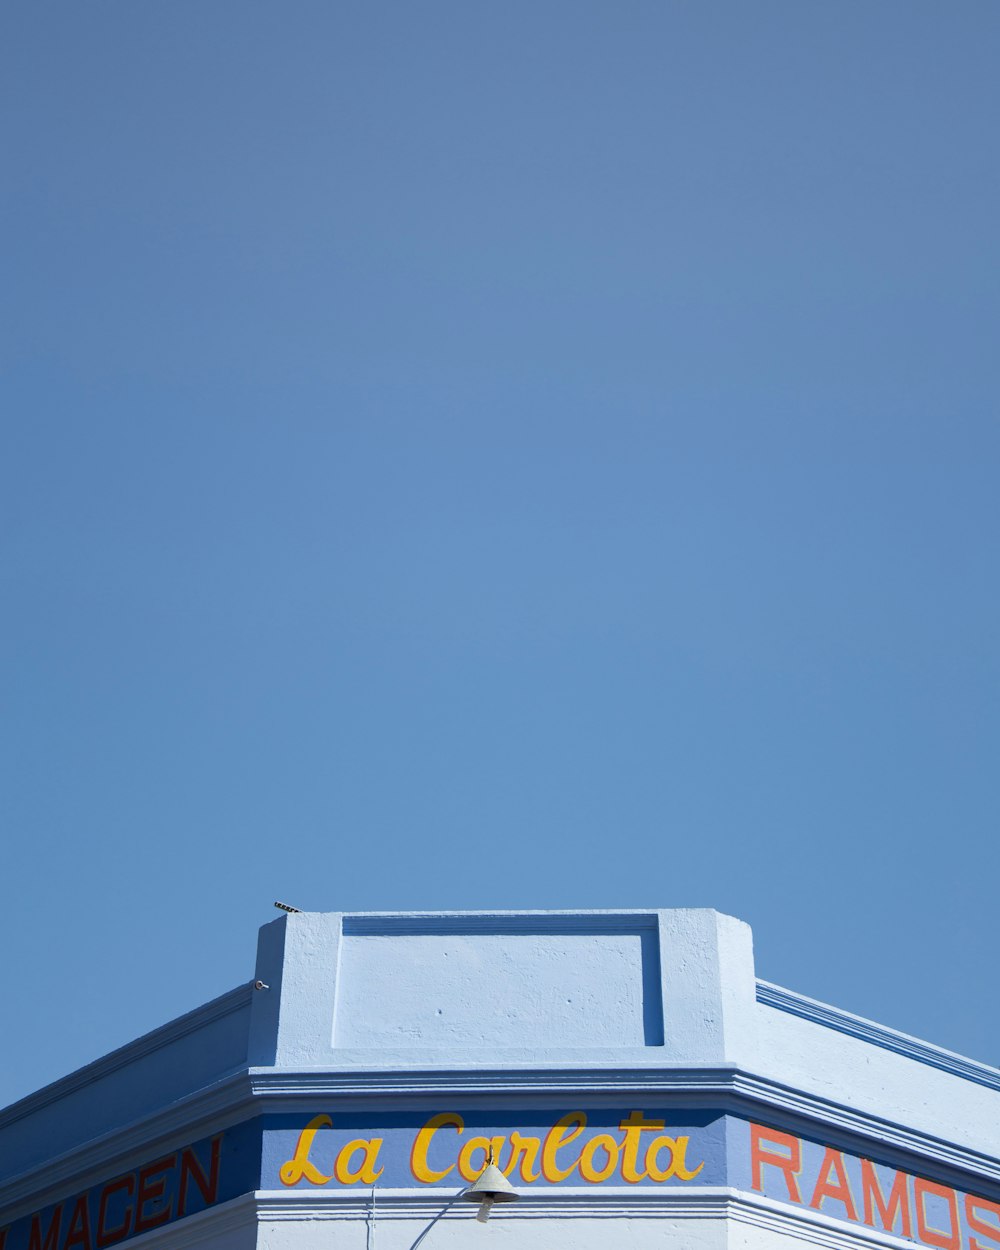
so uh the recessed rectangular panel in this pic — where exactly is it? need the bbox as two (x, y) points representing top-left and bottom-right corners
(333, 915), (663, 1048)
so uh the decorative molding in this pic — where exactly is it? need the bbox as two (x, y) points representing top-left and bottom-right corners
(727, 1191), (919, 1250)
(0, 984), (252, 1132)
(253, 1185), (734, 1221)
(726, 1070), (1000, 1190)
(247, 1064), (736, 1095)
(117, 1186), (926, 1250)
(252, 1186), (919, 1248)
(246, 1067), (1000, 1187)
(6, 1062), (1000, 1226)
(757, 981), (1000, 1090)
(13, 1179), (920, 1250)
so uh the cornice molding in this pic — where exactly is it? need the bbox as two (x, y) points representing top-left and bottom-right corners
(757, 981), (1000, 1090)
(253, 1184), (733, 1220)
(246, 1064), (736, 1095)
(725, 1070), (1000, 1182)
(5, 1184), (919, 1250)
(245, 1066), (1000, 1180)
(0, 985), (252, 1132)
(5, 1063), (1000, 1225)
(252, 1186), (918, 1249)
(727, 1191), (920, 1250)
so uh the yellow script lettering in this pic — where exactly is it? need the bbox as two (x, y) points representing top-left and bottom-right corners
(334, 1139), (384, 1185)
(579, 1134), (620, 1183)
(645, 1134), (704, 1182)
(618, 1112), (665, 1183)
(504, 1131), (541, 1182)
(410, 1113), (465, 1183)
(542, 1113), (587, 1182)
(458, 1137), (506, 1182)
(279, 1115), (335, 1187)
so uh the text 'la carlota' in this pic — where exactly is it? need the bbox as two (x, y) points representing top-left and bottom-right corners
(279, 1112), (705, 1187)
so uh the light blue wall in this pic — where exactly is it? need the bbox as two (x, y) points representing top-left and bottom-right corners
(256, 909), (755, 1070)
(2, 908), (1000, 1250)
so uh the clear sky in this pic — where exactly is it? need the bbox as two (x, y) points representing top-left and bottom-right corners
(2, 3), (998, 1108)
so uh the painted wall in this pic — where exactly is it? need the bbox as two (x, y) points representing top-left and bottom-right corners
(3, 908), (1000, 1250)
(255, 909), (756, 1070)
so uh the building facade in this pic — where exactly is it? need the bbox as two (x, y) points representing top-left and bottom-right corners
(2, 908), (999, 1250)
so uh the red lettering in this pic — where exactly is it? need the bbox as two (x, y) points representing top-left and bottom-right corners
(967, 1194), (1000, 1250)
(861, 1159), (911, 1237)
(28, 1207), (61, 1250)
(809, 1148), (858, 1220)
(134, 1155), (176, 1235)
(96, 1178), (133, 1249)
(63, 1196), (93, 1250)
(750, 1124), (802, 1203)
(179, 1136), (222, 1216)
(914, 1178), (960, 1250)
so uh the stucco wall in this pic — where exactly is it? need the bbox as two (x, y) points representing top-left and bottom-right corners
(753, 1000), (1000, 1164)
(256, 1211), (730, 1250)
(3, 908), (999, 1250)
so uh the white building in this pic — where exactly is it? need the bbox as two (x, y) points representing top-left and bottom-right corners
(2, 908), (999, 1250)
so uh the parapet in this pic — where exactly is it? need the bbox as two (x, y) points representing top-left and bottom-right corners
(251, 907), (757, 1069)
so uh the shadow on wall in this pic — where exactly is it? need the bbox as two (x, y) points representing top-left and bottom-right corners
(409, 1190), (468, 1250)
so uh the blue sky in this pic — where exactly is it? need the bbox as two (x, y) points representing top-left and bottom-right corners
(2, 2), (998, 1107)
